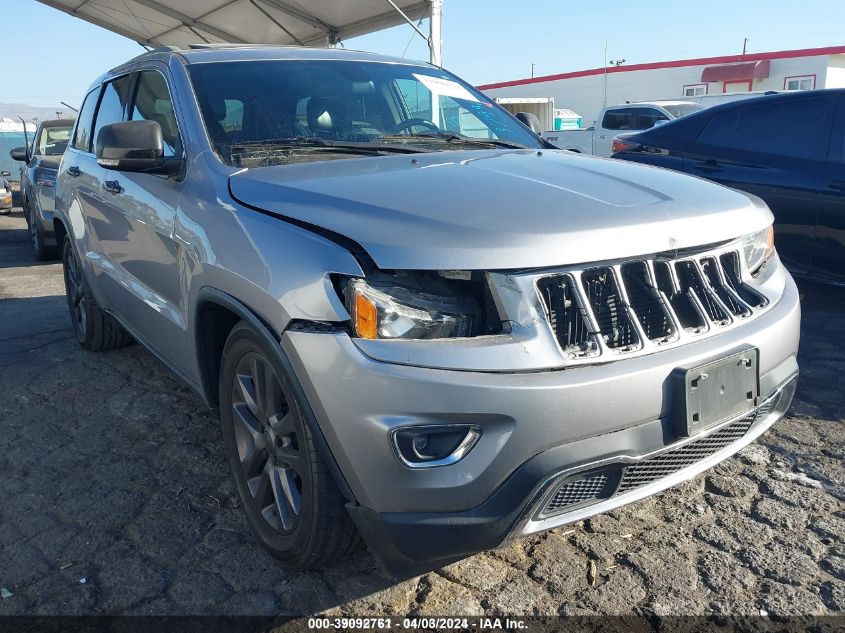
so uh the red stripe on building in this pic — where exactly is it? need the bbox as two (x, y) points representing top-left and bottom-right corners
(476, 45), (845, 90)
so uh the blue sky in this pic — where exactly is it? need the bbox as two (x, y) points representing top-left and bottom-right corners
(6, 0), (845, 107)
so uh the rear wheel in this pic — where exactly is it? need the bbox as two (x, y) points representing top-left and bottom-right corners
(28, 211), (57, 261)
(219, 321), (360, 568)
(61, 235), (132, 351)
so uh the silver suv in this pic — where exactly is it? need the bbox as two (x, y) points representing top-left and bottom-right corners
(55, 46), (800, 574)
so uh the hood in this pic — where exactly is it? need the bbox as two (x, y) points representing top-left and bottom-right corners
(229, 149), (772, 270)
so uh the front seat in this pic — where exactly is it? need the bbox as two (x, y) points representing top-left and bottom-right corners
(306, 97), (353, 139)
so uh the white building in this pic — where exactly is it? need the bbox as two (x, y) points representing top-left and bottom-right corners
(478, 45), (845, 127)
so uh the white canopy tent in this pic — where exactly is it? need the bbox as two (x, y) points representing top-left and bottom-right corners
(36, 0), (443, 64)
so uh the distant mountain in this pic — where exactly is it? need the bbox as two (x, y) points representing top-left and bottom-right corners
(0, 102), (74, 123)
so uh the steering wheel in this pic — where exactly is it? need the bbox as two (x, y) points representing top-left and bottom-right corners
(392, 118), (441, 134)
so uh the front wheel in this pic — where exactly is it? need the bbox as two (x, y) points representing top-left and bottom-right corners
(219, 322), (360, 568)
(61, 235), (132, 351)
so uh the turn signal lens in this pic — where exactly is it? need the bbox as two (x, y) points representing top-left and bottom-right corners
(352, 288), (378, 339)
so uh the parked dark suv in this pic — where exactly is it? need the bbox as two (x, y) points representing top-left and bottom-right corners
(612, 90), (845, 285)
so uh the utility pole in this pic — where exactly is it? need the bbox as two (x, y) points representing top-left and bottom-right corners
(603, 41), (608, 109)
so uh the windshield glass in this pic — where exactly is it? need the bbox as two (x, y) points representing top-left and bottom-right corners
(37, 124), (73, 156)
(661, 103), (704, 118)
(187, 60), (543, 166)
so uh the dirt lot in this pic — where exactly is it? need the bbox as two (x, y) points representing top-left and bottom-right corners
(0, 207), (844, 617)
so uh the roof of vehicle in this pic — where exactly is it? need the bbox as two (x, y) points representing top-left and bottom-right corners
(38, 118), (76, 128)
(636, 100), (700, 107)
(112, 44), (430, 73)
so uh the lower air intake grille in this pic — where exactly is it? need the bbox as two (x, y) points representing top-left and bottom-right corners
(617, 399), (774, 494)
(543, 473), (608, 515)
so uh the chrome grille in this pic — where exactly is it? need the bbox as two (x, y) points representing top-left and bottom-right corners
(542, 473), (609, 515)
(537, 248), (767, 358)
(617, 399), (774, 494)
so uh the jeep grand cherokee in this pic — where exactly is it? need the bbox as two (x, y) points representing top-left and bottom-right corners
(54, 45), (799, 574)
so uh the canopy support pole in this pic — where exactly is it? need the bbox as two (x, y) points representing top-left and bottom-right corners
(429, 0), (442, 66)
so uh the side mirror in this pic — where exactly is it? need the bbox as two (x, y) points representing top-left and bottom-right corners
(96, 120), (181, 175)
(516, 112), (543, 135)
(10, 147), (28, 162)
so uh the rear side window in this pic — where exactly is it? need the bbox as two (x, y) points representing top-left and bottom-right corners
(635, 108), (669, 130)
(602, 108), (636, 130)
(92, 75), (133, 153)
(733, 98), (828, 160)
(130, 71), (182, 157)
(696, 110), (740, 147)
(72, 88), (100, 152)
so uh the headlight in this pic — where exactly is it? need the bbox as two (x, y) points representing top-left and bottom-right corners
(344, 272), (487, 340)
(741, 225), (774, 274)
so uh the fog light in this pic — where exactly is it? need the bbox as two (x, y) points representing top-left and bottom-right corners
(392, 425), (481, 468)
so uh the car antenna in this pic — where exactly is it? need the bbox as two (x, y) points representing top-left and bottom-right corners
(61, 101), (79, 114)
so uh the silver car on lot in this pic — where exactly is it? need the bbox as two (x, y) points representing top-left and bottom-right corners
(10, 118), (75, 259)
(54, 45), (799, 574)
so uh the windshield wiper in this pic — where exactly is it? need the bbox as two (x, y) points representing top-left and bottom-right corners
(229, 137), (429, 155)
(377, 132), (529, 150)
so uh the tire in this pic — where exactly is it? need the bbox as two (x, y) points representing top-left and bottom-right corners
(27, 208), (57, 261)
(219, 321), (360, 568)
(61, 235), (133, 351)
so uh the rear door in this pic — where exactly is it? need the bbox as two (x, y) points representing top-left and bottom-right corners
(596, 107), (637, 156)
(816, 94), (845, 282)
(683, 96), (833, 273)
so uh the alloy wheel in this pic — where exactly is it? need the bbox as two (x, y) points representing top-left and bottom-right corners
(63, 243), (87, 338)
(231, 352), (305, 534)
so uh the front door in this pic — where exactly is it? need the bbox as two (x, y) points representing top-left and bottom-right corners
(97, 67), (188, 364)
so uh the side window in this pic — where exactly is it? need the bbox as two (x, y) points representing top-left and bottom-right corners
(635, 108), (669, 130)
(601, 108), (636, 131)
(91, 75), (133, 153)
(696, 110), (740, 148)
(733, 98), (828, 160)
(71, 88), (100, 152)
(130, 71), (182, 157)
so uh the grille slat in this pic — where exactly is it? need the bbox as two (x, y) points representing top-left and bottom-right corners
(581, 268), (641, 350)
(537, 274), (595, 357)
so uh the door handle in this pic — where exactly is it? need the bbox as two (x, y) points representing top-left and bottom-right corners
(67, 166), (81, 177)
(828, 180), (845, 192)
(103, 180), (123, 195)
(598, 134), (607, 139)
(694, 160), (724, 174)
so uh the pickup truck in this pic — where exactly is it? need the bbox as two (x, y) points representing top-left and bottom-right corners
(542, 101), (703, 156)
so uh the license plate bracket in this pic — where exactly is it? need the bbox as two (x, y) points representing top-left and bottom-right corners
(672, 348), (759, 437)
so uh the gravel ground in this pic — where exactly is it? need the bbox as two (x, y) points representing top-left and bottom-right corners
(0, 208), (843, 617)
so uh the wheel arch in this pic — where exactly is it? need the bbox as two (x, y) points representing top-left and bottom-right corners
(194, 287), (358, 503)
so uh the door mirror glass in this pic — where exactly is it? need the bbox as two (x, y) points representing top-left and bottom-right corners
(95, 120), (180, 174)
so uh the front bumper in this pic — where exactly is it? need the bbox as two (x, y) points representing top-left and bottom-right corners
(281, 272), (800, 572)
(347, 373), (796, 575)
